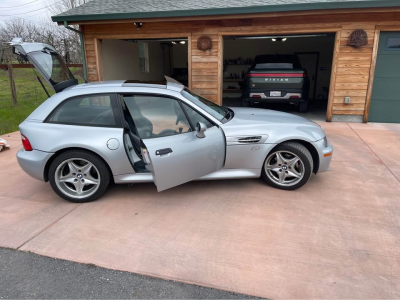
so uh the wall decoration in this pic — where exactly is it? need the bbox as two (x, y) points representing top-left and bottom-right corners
(197, 36), (212, 51)
(347, 29), (368, 48)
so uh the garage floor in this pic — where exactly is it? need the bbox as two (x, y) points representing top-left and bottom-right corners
(1, 122), (400, 299)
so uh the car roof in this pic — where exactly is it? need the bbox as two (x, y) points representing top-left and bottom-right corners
(66, 78), (184, 92)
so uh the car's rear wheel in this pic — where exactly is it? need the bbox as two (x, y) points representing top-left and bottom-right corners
(262, 142), (313, 190)
(49, 150), (110, 203)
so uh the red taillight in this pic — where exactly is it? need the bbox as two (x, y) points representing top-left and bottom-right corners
(252, 95), (261, 98)
(21, 134), (33, 151)
(290, 95), (300, 99)
(247, 73), (305, 77)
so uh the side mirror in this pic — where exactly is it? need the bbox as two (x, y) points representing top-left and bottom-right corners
(196, 122), (207, 138)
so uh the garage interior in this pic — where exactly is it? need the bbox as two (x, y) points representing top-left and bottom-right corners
(222, 34), (336, 120)
(101, 38), (189, 86)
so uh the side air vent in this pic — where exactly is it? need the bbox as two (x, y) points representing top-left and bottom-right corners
(226, 135), (268, 145)
(238, 136), (262, 143)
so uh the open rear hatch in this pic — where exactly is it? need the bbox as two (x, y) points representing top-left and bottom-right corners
(10, 37), (78, 93)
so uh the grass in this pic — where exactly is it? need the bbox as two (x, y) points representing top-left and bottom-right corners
(0, 67), (83, 135)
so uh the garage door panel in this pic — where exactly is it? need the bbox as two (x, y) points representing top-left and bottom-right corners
(371, 78), (400, 101)
(369, 101), (400, 123)
(369, 31), (400, 123)
(374, 56), (400, 78)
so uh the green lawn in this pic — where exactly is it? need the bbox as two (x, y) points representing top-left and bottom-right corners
(0, 68), (82, 135)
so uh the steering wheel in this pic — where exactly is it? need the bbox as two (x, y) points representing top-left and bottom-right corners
(158, 129), (179, 137)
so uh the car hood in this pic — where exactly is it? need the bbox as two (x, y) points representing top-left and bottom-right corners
(221, 107), (325, 143)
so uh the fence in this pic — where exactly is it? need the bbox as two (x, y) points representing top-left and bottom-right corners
(0, 64), (83, 108)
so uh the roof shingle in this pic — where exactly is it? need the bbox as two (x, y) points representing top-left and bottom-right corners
(52, 0), (400, 22)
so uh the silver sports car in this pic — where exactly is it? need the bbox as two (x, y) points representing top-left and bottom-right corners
(11, 38), (333, 203)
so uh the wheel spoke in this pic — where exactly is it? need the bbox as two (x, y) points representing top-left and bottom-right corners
(278, 170), (286, 183)
(81, 162), (93, 175)
(83, 175), (99, 186)
(73, 180), (85, 195)
(59, 175), (76, 183)
(67, 161), (80, 174)
(287, 170), (301, 178)
(275, 152), (285, 165)
(287, 157), (300, 169)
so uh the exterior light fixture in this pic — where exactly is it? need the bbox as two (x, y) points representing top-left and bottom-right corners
(172, 41), (177, 44)
(272, 37), (287, 42)
(180, 41), (186, 44)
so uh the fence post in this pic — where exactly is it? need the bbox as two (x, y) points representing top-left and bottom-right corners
(7, 64), (18, 106)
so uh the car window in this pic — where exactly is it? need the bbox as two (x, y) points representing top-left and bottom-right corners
(180, 102), (214, 128)
(122, 95), (191, 139)
(181, 89), (229, 123)
(47, 94), (119, 126)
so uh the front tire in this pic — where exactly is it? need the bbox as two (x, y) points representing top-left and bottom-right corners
(49, 150), (110, 203)
(262, 142), (313, 190)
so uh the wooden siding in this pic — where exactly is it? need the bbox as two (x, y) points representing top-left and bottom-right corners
(81, 11), (400, 121)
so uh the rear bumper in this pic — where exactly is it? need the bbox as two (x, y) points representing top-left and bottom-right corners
(311, 138), (333, 173)
(16, 148), (53, 181)
(245, 96), (307, 104)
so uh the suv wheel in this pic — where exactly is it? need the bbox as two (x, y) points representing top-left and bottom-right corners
(262, 142), (313, 190)
(49, 150), (110, 203)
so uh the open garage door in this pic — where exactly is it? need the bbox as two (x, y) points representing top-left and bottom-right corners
(101, 38), (189, 85)
(222, 33), (335, 121)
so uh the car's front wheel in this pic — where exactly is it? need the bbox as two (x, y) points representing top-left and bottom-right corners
(49, 150), (110, 203)
(262, 142), (313, 190)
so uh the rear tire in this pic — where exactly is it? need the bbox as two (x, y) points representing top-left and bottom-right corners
(262, 142), (313, 190)
(298, 102), (308, 112)
(49, 150), (110, 203)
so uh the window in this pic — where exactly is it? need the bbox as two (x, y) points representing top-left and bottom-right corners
(29, 50), (75, 85)
(138, 43), (149, 72)
(47, 94), (119, 127)
(181, 89), (231, 123)
(386, 37), (400, 51)
(180, 102), (214, 128)
(122, 95), (191, 139)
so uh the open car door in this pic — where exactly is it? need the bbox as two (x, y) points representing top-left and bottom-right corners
(135, 126), (226, 192)
(10, 37), (78, 93)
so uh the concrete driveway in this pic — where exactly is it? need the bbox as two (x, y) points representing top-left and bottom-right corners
(1, 122), (399, 299)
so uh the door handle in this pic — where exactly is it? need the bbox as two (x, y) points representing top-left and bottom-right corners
(155, 148), (173, 156)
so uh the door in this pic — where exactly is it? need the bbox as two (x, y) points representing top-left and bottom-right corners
(296, 52), (319, 101)
(121, 94), (226, 191)
(10, 37), (78, 92)
(369, 32), (400, 123)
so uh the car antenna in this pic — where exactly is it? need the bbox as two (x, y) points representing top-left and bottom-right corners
(30, 66), (50, 98)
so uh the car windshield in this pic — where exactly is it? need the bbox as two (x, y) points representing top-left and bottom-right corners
(181, 89), (231, 123)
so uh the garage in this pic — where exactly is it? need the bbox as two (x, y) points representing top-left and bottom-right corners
(222, 34), (335, 120)
(51, 0), (400, 123)
(369, 32), (400, 123)
(101, 38), (189, 85)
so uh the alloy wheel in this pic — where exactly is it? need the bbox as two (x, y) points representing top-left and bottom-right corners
(264, 150), (305, 187)
(55, 158), (101, 199)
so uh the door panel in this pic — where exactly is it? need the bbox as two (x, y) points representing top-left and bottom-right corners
(143, 127), (226, 191)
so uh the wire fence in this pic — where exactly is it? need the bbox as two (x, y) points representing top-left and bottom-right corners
(0, 64), (83, 135)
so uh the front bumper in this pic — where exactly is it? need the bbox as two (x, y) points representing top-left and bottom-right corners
(16, 148), (53, 181)
(311, 138), (333, 173)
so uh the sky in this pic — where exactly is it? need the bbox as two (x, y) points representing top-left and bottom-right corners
(0, 0), (54, 27)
